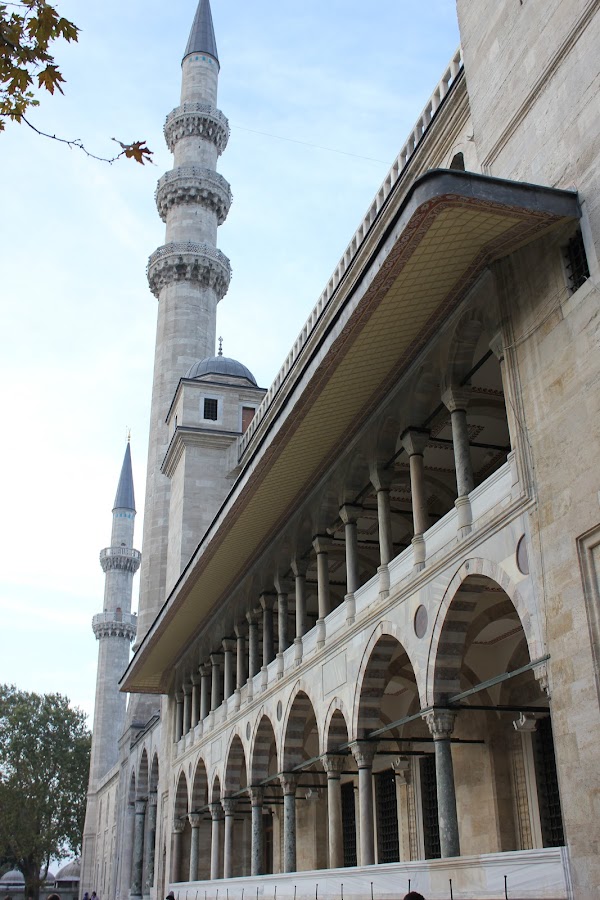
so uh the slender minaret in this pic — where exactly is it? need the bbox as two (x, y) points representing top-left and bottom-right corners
(137, 0), (231, 645)
(89, 442), (140, 784)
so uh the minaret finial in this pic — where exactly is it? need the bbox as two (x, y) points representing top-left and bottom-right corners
(184, 0), (219, 64)
(127, 426), (131, 443)
(218, 336), (223, 356)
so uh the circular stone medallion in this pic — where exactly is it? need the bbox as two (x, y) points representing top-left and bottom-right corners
(516, 535), (529, 575)
(414, 604), (428, 639)
(277, 700), (283, 721)
(246, 721), (251, 740)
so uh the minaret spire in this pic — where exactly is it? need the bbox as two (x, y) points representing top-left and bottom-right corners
(113, 440), (136, 512)
(184, 0), (219, 64)
(138, 1), (231, 644)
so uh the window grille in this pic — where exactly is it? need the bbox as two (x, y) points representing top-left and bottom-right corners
(564, 228), (590, 293)
(203, 397), (218, 420)
(534, 716), (565, 847)
(376, 770), (400, 862)
(341, 781), (357, 867)
(420, 755), (441, 859)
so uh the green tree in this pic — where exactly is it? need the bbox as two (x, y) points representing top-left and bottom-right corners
(0, 685), (91, 900)
(0, 1), (151, 162)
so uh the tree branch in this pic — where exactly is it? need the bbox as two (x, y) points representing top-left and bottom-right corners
(21, 115), (153, 163)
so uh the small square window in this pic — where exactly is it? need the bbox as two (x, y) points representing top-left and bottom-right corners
(564, 228), (590, 294)
(203, 398), (218, 420)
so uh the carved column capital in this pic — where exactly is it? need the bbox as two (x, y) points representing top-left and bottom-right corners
(259, 591), (276, 611)
(234, 620), (248, 638)
(313, 535), (332, 555)
(222, 637), (236, 653)
(172, 817), (186, 834)
(351, 741), (378, 768)
(221, 797), (237, 816)
(441, 383), (472, 414)
(424, 709), (457, 739)
(339, 504), (362, 525)
(401, 428), (430, 457)
(209, 802), (224, 821)
(291, 557), (309, 577)
(279, 774), (298, 796)
(370, 466), (394, 492)
(182, 682), (192, 696)
(247, 785), (263, 806)
(322, 754), (346, 777)
(188, 813), (202, 828)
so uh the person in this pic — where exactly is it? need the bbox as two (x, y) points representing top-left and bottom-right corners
(166, 892), (175, 900)
(403, 893), (425, 900)
(83, 893), (89, 900)
(91, 893), (98, 900)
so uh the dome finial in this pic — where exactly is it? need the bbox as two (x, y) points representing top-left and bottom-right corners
(218, 336), (223, 356)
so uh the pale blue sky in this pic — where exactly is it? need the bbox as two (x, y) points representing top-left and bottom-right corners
(0, 1), (460, 720)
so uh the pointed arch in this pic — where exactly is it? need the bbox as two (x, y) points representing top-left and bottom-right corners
(224, 733), (247, 796)
(191, 757), (208, 812)
(137, 748), (149, 799)
(150, 753), (160, 794)
(174, 769), (189, 820)
(250, 713), (277, 785)
(282, 688), (320, 771)
(324, 699), (350, 753)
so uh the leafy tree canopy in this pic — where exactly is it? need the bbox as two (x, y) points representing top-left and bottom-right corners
(0, 685), (91, 900)
(0, 1), (152, 162)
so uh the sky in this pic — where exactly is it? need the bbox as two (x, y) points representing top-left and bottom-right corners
(0, 1), (460, 723)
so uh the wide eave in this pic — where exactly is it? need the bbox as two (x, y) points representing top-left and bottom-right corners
(122, 170), (579, 694)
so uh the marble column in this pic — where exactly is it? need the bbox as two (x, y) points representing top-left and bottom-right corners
(370, 468), (394, 566)
(131, 799), (147, 896)
(279, 774), (298, 873)
(199, 664), (211, 722)
(260, 593), (276, 667)
(174, 692), (184, 742)
(235, 622), (247, 689)
(424, 710), (460, 858)
(247, 611), (259, 681)
(352, 742), (378, 866)
(222, 638), (236, 702)
(291, 559), (307, 665)
(144, 792), (158, 894)
(182, 682), (192, 735)
(210, 802), (224, 880)
(222, 798), (237, 879)
(323, 755), (345, 869)
(313, 536), (331, 648)
(188, 813), (202, 881)
(340, 505), (361, 594)
(249, 786), (264, 876)
(401, 429), (430, 569)
(171, 817), (186, 883)
(276, 582), (290, 653)
(442, 384), (474, 536)
(191, 673), (200, 730)
(210, 653), (223, 712)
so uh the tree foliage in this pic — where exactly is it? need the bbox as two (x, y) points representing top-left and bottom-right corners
(0, 685), (91, 900)
(0, 1), (152, 162)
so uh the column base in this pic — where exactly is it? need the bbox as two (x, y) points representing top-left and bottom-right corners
(234, 688), (241, 711)
(276, 651), (284, 679)
(344, 592), (356, 625)
(412, 534), (426, 571)
(455, 494), (473, 538)
(260, 665), (268, 692)
(316, 617), (326, 649)
(294, 636), (303, 666)
(377, 564), (390, 598)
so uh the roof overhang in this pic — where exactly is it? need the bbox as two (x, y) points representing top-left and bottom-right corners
(122, 169), (579, 694)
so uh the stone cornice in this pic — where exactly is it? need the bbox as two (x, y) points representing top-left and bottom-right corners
(164, 102), (230, 155)
(92, 612), (137, 642)
(147, 242), (231, 300)
(100, 546), (141, 573)
(155, 167), (232, 224)
(161, 427), (238, 478)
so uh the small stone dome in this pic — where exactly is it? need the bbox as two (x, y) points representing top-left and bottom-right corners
(55, 859), (81, 882)
(185, 355), (257, 386)
(0, 870), (24, 885)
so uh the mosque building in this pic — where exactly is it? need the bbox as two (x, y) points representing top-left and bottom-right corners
(81, 1), (600, 898)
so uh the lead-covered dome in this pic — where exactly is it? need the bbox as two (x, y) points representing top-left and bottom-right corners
(185, 355), (257, 386)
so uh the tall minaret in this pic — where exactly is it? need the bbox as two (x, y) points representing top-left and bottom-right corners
(89, 442), (140, 784)
(137, 0), (231, 645)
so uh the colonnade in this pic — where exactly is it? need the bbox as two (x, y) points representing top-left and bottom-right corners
(129, 791), (158, 898)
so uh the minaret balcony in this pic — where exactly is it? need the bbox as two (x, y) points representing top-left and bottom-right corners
(92, 610), (137, 642)
(155, 167), (232, 224)
(164, 101), (229, 155)
(99, 546), (142, 574)
(147, 241), (231, 300)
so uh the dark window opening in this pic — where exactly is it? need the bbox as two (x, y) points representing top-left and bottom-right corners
(241, 406), (255, 433)
(534, 716), (565, 847)
(341, 781), (357, 867)
(449, 151), (465, 171)
(203, 397), (218, 420)
(420, 755), (441, 859)
(564, 228), (590, 293)
(376, 770), (400, 862)
(263, 810), (274, 873)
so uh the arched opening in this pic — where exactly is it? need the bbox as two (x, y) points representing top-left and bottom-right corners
(224, 736), (250, 876)
(433, 574), (563, 856)
(172, 771), (190, 882)
(325, 709), (355, 868)
(357, 634), (432, 862)
(250, 716), (278, 875)
(449, 151), (465, 171)
(283, 691), (325, 872)
(191, 758), (210, 880)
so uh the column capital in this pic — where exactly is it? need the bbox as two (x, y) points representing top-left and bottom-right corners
(322, 753), (346, 777)
(313, 534), (331, 555)
(172, 817), (186, 834)
(274, 574), (293, 595)
(279, 773), (298, 795)
(370, 465), (394, 492)
(188, 812), (202, 828)
(175, 691), (183, 703)
(339, 504), (362, 525)
(351, 740), (378, 768)
(513, 712), (540, 733)
(291, 557), (309, 577)
(246, 609), (259, 626)
(209, 801), (224, 821)
(148, 791), (158, 807)
(210, 652), (223, 667)
(234, 620), (248, 638)
(259, 591), (276, 611)
(401, 428), (430, 457)
(441, 383), (471, 414)
(135, 799), (147, 815)
(392, 757), (411, 785)
(424, 709), (457, 739)
(182, 682), (192, 695)
(200, 663), (211, 677)
(191, 672), (200, 686)
(248, 785), (264, 806)
(222, 637), (236, 653)
(222, 797), (237, 816)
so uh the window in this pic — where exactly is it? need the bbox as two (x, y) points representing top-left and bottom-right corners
(564, 228), (590, 293)
(241, 406), (255, 433)
(203, 397), (218, 420)
(534, 716), (564, 847)
(376, 770), (400, 862)
(420, 755), (441, 859)
(449, 151), (465, 171)
(341, 781), (357, 866)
